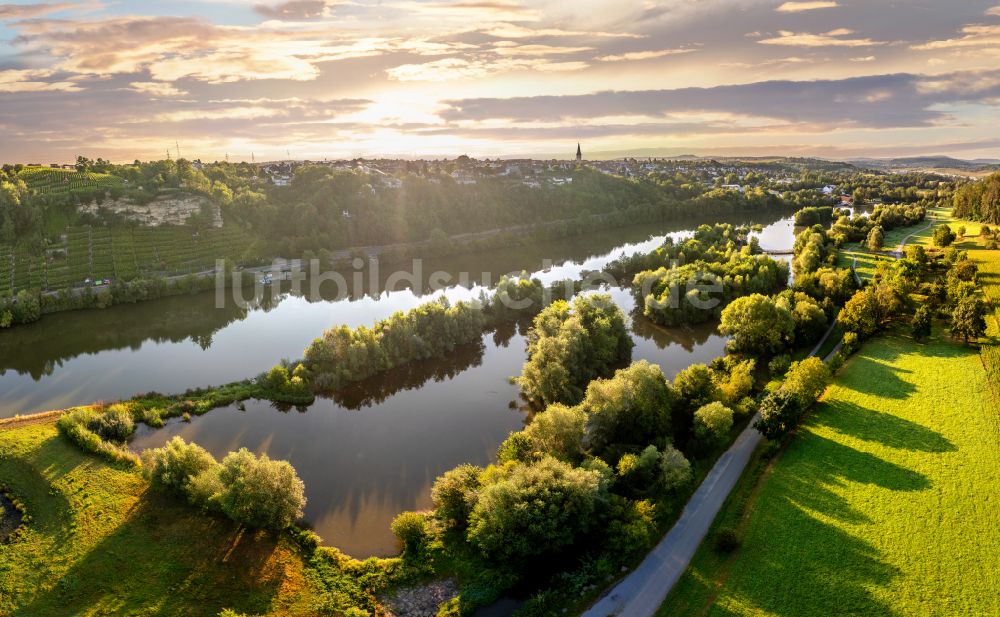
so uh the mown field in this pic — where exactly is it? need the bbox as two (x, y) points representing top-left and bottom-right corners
(0, 420), (323, 617)
(659, 328), (1000, 616)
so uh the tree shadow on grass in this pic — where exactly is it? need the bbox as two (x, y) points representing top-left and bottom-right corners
(837, 353), (916, 399)
(15, 489), (286, 617)
(812, 401), (956, 454)
(708, 428), (931, 616)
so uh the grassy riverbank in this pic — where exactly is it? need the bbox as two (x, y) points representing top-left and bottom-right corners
(0, 418), (417, 616)
(658, 327), (1000, 616)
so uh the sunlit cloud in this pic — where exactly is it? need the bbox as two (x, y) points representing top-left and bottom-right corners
(596, 49), (695, 62)
(758, 28), (885, 47)
(912, 24), (1000, 51)
(775, 1), (839, 13)
(126, 81), (188, 97)
(0, 69), (80, 92)
(385, 56), (587, 81)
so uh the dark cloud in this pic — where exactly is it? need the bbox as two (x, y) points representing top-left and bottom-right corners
(441, 70), (1000, 129)
(253, 0), (338, 21)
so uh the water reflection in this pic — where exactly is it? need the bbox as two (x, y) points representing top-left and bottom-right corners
(0, 210), (795, 417)
(1, 212), (809, 556)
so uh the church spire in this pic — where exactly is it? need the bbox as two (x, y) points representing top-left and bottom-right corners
(576, 142), (582, 162)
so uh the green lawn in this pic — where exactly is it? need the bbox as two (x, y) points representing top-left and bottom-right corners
(0, 421), (322, 617)
(659, 329), (1000, 616)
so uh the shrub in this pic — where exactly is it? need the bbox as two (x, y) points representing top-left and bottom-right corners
(141, 436), (218, 497)
(391, 511), (429, 554)
(86, 405), (135, 442)
(216, 448), (306, 530)
(659, 444), (692, 492)
(57, 407), (140, 466)
(431, 464), (482, 529)
(714, 527), (741, 553)
(693, 402), (734, 444)
(841, 331), (860, 355)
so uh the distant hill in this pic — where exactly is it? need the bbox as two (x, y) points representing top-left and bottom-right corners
(847, 156), (1000, 172)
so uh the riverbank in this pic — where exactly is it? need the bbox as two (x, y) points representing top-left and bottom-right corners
(1, 202), (800, 330)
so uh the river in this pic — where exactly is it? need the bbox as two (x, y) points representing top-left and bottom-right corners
(0, 208), (800, 557)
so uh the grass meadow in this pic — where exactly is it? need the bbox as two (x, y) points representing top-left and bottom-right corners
(659, 327), (1000, 616)
(0, 420), (325, 617)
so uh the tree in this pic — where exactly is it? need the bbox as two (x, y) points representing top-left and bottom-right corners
(933, 224), (956, 247)
(693, 402), (734, 444)
(719, 294), (794, 355)
(516, 294), (632, 407)
(911, 305), (932, 341)
(781, 357), (831, 406)
(950, 295), (987, 344)
(524, 403), (587, 462)
(217, 449), (306, 530)
(581, 361), (674, 454)
(866, 225), (884, 251)
(754, 389), (805, 440)
(466, 457), (604, 562)
(659, 444), (692, 491)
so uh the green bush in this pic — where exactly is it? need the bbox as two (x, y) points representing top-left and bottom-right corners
(693, 402), (734, 444)
(714, 527), (740, 553)
(216, 448), (306, 530)
(390, 511), (429, 554)
(141, 436), (218, 499)
(86, 405), (135, 442)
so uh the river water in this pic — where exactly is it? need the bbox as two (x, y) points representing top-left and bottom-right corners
(0, 208), (799, 556)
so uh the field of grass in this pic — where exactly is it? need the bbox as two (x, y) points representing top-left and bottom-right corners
(907, 208), (1000, 395)
(659, 328), (1000, 616)
(0, 420), (325, 616)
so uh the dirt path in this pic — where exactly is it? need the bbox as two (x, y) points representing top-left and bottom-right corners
(0, 410), (64, 430)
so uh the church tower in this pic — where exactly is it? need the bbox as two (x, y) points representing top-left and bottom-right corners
(576, 143), (582, 162)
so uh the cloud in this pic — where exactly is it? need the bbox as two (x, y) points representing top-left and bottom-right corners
(477, 23), (645, 39)
(388, 0), (540, 21)
(775, 1), (839, 13)
(912, 24), (1000, 50)
(385, 56), (587, 81)
(440, 70), (1000, 129)
(0, 69), (80, 92)
(254, 0), (339, 21)
(9, 15), (474, 84)
(126, 81), (188, 97)
(596, 49), (695, 62)
(758, 28), (885, 47)
(988, 5), (1000, 16)
(492, 42), (592, 56)
(0, 2), (87, 21)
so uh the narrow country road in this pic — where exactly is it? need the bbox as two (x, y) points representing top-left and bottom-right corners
(581, 418), (763, 617)
(581, 217), (935, 617)
(581, 319), (841, 617)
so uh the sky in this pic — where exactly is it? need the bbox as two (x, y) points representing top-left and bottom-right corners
(1, 0), (999, 162)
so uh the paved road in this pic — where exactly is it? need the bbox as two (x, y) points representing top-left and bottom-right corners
(582, 318), (841, 617)
(581, 218), (938, 617)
